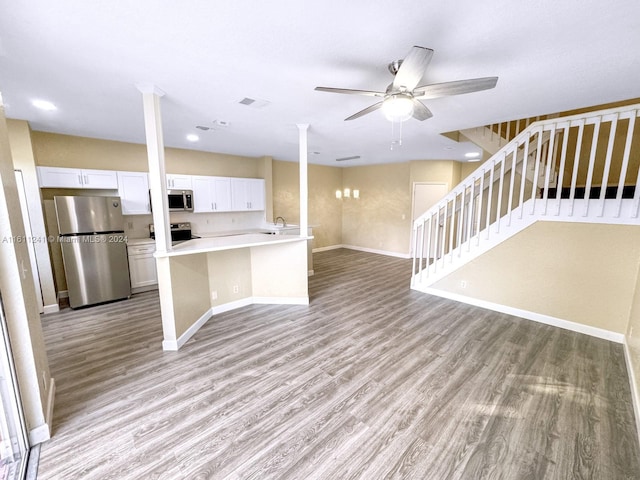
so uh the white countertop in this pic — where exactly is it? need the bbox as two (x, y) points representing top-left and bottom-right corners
(155, 233), (312, 258)
(126, 237), (156, 246)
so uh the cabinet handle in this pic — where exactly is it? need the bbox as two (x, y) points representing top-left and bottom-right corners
(78, 174), (83, 185)
(214, 202), (217, 210)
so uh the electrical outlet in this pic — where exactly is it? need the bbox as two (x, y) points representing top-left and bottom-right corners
(460, 280), (467, 289)
(232, 285), (239, 294)
(127, 221), (133, 229)
(211, 290), (218, 301)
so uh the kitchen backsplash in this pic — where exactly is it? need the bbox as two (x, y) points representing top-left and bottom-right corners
(123, 211), (267, 239)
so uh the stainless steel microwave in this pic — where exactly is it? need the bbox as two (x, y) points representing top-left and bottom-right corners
(167, 189), (194, 212)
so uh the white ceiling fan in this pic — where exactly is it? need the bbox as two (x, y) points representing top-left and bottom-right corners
(315, 46), (498, 122)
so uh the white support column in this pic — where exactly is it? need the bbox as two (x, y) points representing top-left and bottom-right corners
(297, 124), (309, 236)
(137, 84), (171, 253)
(136, 84), (176, 348)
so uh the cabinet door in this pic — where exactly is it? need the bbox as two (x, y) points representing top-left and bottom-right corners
(167, 174), (192, 190)
(212, 177), (232, 211)
(192, 175), (214, 213)
(230, 178), (249, 211)
(247, 178), (265, 211)
(37, 166), (83, 188)
(117, 171), (150, 215)
(82, 169), (118, 189)
(129, 253), (158, 288)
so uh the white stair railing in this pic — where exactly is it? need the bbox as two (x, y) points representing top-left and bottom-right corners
(412, 104), (640, 288)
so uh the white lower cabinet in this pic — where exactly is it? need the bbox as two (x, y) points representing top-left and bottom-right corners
(127, 243), (158, 292)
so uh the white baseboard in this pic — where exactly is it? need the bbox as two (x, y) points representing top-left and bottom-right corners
(422, 287), (625, 344)
(623, 336), (640, 445)
(42, 303), (59, 314)
(312, 244), (343, 253)
(28, 378), (55, 445)
(162, 296), (310, 351)
(341, 245), (411, 259)
(252, 296), (309, 305)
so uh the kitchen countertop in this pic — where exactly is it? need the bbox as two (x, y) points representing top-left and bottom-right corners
(155, 233), (312, 258)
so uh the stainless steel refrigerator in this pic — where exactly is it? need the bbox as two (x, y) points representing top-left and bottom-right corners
(54, 196), (131, 309)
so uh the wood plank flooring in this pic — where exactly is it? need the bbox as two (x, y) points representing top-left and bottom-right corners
(37, 248), (640, 479)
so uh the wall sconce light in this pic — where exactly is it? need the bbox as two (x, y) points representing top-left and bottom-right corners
(336, 188), (360, 200)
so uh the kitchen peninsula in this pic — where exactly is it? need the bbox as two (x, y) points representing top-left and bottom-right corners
(155, 233), (310, 351)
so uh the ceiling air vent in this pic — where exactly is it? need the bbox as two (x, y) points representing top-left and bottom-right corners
(237, 97), (271, 108)
(336, 155), (361, 162)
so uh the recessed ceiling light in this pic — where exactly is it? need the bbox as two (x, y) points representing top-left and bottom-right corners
(32, 99), (56, 111)
(465, 152), (481, 158)
(186, 134), (199, 142)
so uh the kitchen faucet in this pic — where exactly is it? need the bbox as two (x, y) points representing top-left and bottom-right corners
(274, 216), (286, 227)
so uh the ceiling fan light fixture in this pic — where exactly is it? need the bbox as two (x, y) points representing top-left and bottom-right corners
(382, 94), (414, 122)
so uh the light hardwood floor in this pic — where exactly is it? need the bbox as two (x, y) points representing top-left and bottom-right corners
(37, 249), (640, 479)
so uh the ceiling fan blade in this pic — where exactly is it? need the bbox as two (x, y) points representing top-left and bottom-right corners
(315, 86), (385, 97)
(413, 76), (498, 99)
(345, 101), (383, 121)
(412, 100), (433, 121)
(392, 46), (434, 91)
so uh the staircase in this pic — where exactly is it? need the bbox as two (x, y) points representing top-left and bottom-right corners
(411, 103), (640, 291)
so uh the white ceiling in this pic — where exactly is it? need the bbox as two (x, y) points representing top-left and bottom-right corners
(1, 1), (640, 167)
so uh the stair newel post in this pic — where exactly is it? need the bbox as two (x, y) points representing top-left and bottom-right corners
(616, 111), (636, 217)
(583, 116), (601, 217)
(530, 128), (544, 215)
(411, 223), (419, 281)
(599, 112), (618, 217)
(633, 162), (640, 219)
(518, 132), (531, 220)
(555, 123), (571, 216)
(569, 120), (585, 216)
(542, 124), (557, 216)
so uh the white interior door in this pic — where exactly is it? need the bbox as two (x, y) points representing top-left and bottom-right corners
(15, 171), (44, 313)
(411, 182), (448, 257)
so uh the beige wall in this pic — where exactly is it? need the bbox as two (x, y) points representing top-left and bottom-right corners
(0, 107), (52, 440)
(31, 131), (263, 177)
(169, 254), (211, 338)
(207, 248), (252, 305)
(432, 221), (640, 334)
(342, 163), (411, 254)
(7, 120), (58, 310)
(626, 261), (640, 429)
(272, 160), (343, 249)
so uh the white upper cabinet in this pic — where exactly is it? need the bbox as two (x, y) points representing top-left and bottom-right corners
(166, 174), (192, 190)
(117, 171), (150, 215)
(231, 178), (265, 211)
(192, 176), (232, 213)
(37, 166), (118, 189)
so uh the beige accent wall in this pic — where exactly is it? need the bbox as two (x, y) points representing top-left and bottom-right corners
(272, 160), (343, 249)
(342, 163), (411, 254)
(207, 248), (252, 305)
(432, 222), (640, 334)
(251, 241), (309, 298)
(169, 254), (211, 338)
